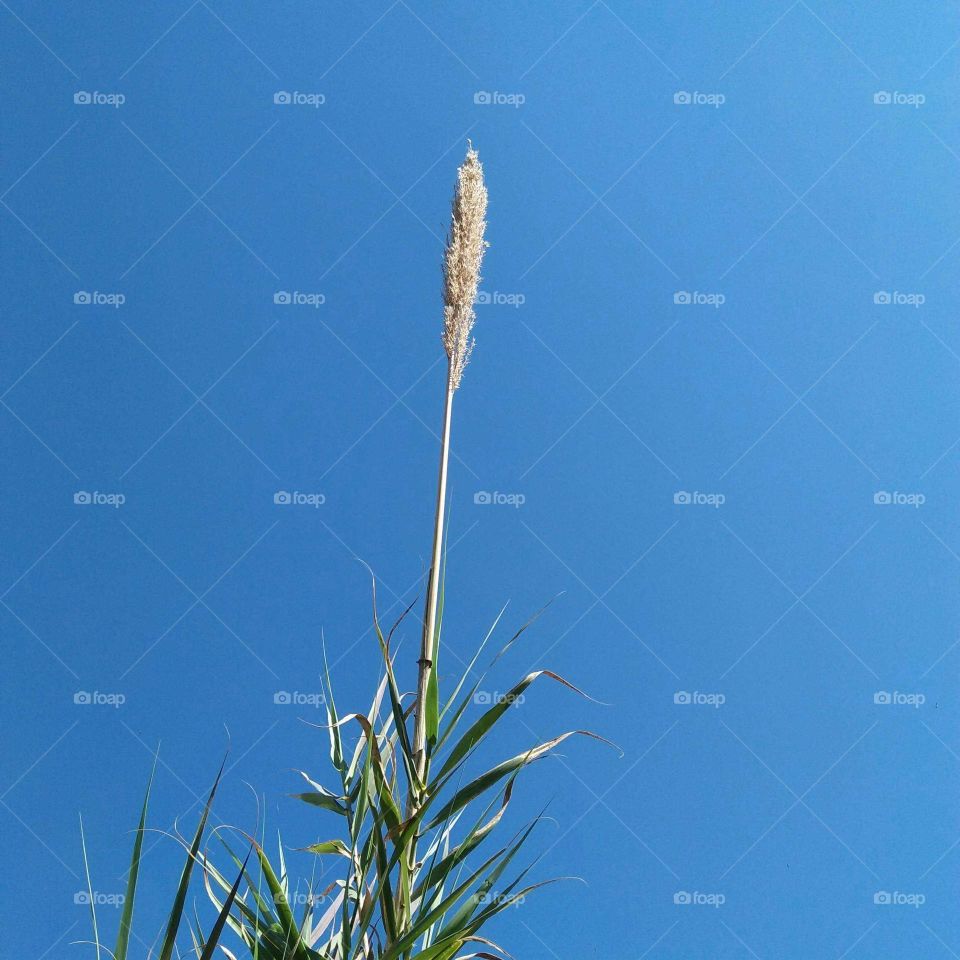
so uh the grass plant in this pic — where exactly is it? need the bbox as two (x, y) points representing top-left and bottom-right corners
(80, 145), (608, 960)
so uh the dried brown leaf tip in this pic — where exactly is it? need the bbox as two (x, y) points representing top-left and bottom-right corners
(442, 143), (489, 390)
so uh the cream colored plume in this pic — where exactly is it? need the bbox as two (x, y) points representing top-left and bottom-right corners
(411, 144), (489, 779)
(442, 144), (488, 389)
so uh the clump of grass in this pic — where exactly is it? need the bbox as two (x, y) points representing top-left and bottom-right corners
(80, 145), (610, 960)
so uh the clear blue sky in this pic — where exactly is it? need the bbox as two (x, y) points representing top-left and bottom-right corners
(2, 2), (958, 957)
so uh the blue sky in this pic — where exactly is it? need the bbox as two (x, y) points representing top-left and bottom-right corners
(1, 1), (958, 957)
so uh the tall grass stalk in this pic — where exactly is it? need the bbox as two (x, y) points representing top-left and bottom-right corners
(413, 145), (489, 782)
(81, 144), (609, 960)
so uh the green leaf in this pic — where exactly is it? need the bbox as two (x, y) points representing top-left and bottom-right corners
(201, 840), (264, 940)
(434, 814), (542, 939)
(252, 839), (314, 960)
(347, 672), (389, 784)
(79, 815), (100, 960)
(425, 664), (440, 751)
(438, 604), (508, 727)
(373, 819), (399, 943)
(379, 844), (511, 960)
(199, 849), (252, 960)
(322, 642), (345, 776)
(114, 754), (157, 960)
(158, 755), (226, 960)
(426, 731), (606, 830)
(414, 778), (516, 902)
(301, 839), (351, 858)
(437, 671), (594, 781)
(436, 599), (559, 753)
(425, 542), (448, 750)
(346, 712), (403, 832)
(293, 792), (348, 816)
(365, 567), (419, 793)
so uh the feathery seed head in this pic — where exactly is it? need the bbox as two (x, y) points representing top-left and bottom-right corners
(442, 144), (488, 390)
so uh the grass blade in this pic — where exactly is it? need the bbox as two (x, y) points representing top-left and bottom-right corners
(79, 814), (100, 960)
(114, 754), (157, 960)
(158, 754), (226, 960)
(199, 848), (252, 960)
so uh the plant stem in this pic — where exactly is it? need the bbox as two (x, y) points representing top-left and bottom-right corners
(412, 368), (455, 780)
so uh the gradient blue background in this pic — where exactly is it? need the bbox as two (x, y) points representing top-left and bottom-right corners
(2, 2), (958, 957)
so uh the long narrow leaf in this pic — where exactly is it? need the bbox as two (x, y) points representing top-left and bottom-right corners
(79, 815), (100, 960)
(158, 755), (226, 960)
(199, 849), (252, 960)
(252, 838), (314, 960)
(426, 731), (607, 831)
(437, 671), (596, 781)
(114, 755), (157, 960)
